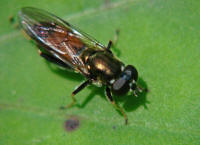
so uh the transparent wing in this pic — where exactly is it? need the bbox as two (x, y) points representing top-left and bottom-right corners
(18, 7), (106, 75)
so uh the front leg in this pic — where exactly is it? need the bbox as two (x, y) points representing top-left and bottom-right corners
(60, 79), (92, 109)
(106, 87), (128, 125)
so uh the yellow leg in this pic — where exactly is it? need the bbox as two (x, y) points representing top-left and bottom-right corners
(111, 101), (128, 125)
(60, 80), (91, 110)
(106, 87), (128, 125)
(61, 94), (77, 109)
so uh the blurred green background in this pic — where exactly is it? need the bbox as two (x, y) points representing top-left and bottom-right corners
(0, 0), (200, 144)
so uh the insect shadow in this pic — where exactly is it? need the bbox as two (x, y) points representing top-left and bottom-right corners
(116, 78), (149, 112)
(45, 61), (149, 113)
(79, 77), (149, 113)
(45, 62), (84, 81)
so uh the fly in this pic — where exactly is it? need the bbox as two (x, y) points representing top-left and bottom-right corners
(18, 7), (144, 125)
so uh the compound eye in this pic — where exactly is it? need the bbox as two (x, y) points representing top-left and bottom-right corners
(125, 65), (138, 81)
(111, 77), (130, 96)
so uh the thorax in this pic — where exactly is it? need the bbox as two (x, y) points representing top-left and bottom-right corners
(85, 50), (124, 84)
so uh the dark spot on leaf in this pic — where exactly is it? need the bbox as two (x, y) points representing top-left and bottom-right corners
(64, 118), (79, 132)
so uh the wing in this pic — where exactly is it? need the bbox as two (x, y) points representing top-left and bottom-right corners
(18, 7), (106, 76)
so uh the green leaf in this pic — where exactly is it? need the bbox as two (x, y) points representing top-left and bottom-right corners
(0, 0), (200, 144)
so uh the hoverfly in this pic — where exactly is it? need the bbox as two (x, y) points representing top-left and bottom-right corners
(18, 7), (142, 125)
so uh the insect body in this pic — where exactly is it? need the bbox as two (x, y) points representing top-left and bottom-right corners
(19, 7), (141, 124)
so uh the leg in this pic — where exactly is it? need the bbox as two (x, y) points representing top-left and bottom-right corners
(38, 50), (71, 69)
(106, 29), (120, 50)
(113, 29), (120, 44)
(132, 83), (148, 96)
(60, 79), (91, 109)
(133, 90), (138, 97)
(135, 85), (148, 95)
(106, 29), (120, 53)
(105, 40), (113, 54)
(106, 40), (113, 50)
(137, 86), (143, 93)
(106, 87), (128, 125)
(133, 86), (144, 97)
